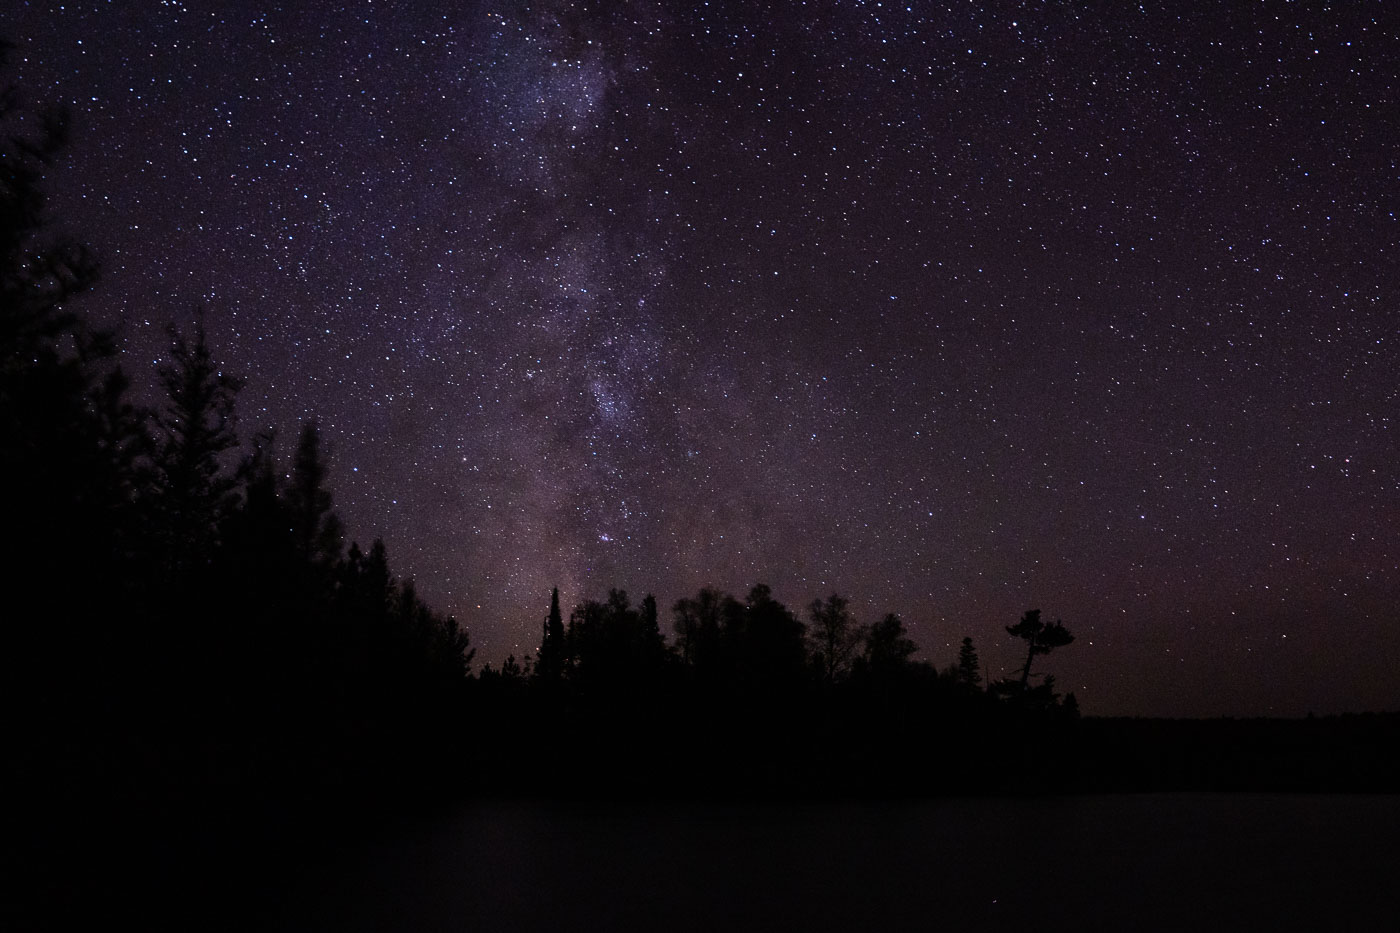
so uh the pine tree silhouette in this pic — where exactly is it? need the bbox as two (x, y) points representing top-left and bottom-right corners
(956, 636), (982, 690)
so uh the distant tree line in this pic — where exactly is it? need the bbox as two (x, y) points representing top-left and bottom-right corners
(471, 583), (1078, 797)
(493, 585), (1077, 710)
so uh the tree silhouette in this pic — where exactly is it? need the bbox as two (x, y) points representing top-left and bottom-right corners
(220, 428), (295, 592)
(0, 41), (107, 516)
(955, 636), (982, 690)
(673, 587), (726, 672)
(639, 593), (664, 657)
(500, 653), (527, 681)
(807, 592), (863, 684)
(286, 419), (344, 571)
(0, 47), (98, 353)
(536, 587), (566, 682)
(1, 44), (138, 730)
(734, 584), (808, 694)
(861, 613), (918, 677)
(151, 318), (242, 580)
(1006, 609), (1074, 688)
(566, 588), (670, 700)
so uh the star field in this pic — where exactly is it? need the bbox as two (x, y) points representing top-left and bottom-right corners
(15, 1), (1398, 716)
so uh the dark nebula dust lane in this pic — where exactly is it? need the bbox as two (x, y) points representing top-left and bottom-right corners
(15, 1), (1398, 716)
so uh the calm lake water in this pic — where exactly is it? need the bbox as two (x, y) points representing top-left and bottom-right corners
(264, 794), (1399, 931)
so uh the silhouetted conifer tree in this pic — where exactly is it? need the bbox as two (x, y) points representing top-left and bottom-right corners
(151, 318), (242, 581)
(639, 592), (664, 655)
(286, 419), (344, 571)
(88, 361), (150, 585)
(0, 51), (97, 351)
(1, 46), (136, 719)
(362, 538), (393, 604)
(955, 636), (982, 690)
(501, 654), (525, 681)
(220, 429), (295, 595)
(537, 586), (566, 682)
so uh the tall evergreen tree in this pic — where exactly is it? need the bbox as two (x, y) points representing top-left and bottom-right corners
(222, 428), (292, 579)
(286, 419), (344, 571)
(152, 318), (242, 580)
(0, 47), (97, 356)
(537, 586), (566, 681)
(955, 636), (982, 690)
(639, 593), (663, 654)
(1, 44), (136, 711)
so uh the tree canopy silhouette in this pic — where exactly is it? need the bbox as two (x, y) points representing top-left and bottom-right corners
(287, 419), (345, 572)
(151, 318), (242, 582)
(1006, 609), (1075, 688)
(807, 592), (864, 685)
(536, 586), (566, 683)
(955, 636), (982, 691)
(860, 612), (919, 678)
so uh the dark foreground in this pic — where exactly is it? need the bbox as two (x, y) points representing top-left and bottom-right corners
(20, 712), (1400, 931)
(266, 794), (1399, 932)
(24, 789), (1400, 932)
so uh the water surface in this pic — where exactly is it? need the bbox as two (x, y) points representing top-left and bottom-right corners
(267, 794), (1399, 931)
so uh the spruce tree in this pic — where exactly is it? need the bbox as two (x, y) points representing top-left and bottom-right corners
(287, 419), (344, 571)
(956, 636), (982, 690)
(537, 586), (566, 681)
(152, 318), (242, 580)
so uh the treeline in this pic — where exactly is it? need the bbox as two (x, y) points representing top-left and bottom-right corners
(4, 71), (491, 925)
(2, 67), (471, 822)
(8, 308), (476, 808)
(6, 301), (472, 811)
(470, 586), (1079, 799)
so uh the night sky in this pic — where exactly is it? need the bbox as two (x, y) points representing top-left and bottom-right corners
(14, 2), (1398, 717)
